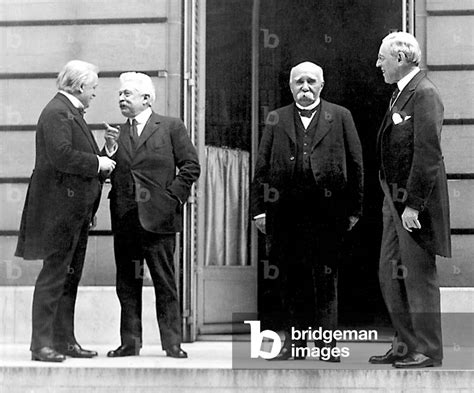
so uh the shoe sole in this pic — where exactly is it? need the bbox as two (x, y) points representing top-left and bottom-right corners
(393, 361), (442, 368)
(31, 356), (65, 362)
(107, 352), (140, 357)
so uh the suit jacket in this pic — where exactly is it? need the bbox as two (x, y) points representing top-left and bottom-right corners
(251, 100), (363, 229)
(377, 72), (451, 257)
(109, 111), (200, 233)
(16, 93), (102, 260)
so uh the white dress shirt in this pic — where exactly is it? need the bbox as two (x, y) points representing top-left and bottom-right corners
(393, 67), (421, 105)
(296, 97), (321, 129)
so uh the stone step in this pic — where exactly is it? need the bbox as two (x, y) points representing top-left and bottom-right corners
(0, 343), (473, 393)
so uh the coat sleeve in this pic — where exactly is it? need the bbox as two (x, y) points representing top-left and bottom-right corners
(42, 108), (99, 178)
(342, 108), (364, 217)
(250, 121), (274, 218)
(166, 119), (201, 203)
(405, 85), (444, 211)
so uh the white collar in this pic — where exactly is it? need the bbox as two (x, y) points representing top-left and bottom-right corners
(130, 107), (152, 124)
(397, 67), (421, 92)
(59, 90), (84, 110)
(296, 97), (321, 111)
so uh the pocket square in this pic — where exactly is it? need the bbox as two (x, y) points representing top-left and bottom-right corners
(392, 112), (411, 125)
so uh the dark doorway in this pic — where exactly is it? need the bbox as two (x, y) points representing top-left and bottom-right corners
(201, 0), (403, 335)
(256, 0), (403, 331)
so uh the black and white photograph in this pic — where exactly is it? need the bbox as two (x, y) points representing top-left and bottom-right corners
(0, 0), (473, 392)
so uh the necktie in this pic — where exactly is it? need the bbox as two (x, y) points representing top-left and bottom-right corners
(78, 107), (85, 116)
(130, 118), (139, 149)
(389, 87), (400, 109)
(299, 107), (317, 118)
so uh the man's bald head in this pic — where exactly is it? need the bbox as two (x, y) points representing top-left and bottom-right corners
(289, 62), (324, 107)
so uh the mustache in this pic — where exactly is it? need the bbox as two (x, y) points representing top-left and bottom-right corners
(297, 91), (315, 98)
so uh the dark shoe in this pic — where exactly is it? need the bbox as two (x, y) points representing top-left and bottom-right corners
(393, 352), (442, 368)
(369, 348), (404, 364)
(107, 345), (140, 357)
(31, 347), (66, 362)
(56, 343), (97, 358)
(165, 344), (187, 358)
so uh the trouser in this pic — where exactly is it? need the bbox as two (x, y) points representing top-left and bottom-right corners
(113, 209), (182, 350)
(30, 219), (90, 351)
(379, 180), (443, 360)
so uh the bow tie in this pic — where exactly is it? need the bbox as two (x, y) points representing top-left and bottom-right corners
(298, 107), (317, 118)
(78, 107), (85, 116)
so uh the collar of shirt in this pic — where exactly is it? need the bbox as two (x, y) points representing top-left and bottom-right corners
(59, 90), (84, 112)
(397, 67), (420, 94)
(129, 107), (153, 136)
(296, 98), (320, 129)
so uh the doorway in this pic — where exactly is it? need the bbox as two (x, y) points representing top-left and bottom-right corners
(196, 0), (404, 337)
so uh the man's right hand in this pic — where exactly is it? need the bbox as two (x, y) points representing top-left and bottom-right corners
(255, 216), (266, 234)
(103, 122), (120, 151)
(98, 156), (116, 174)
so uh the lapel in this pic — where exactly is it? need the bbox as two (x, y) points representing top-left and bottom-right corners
(376, 71), (425, 152)
(55, 93), (100, 155)
(279, 105), (296, 145)
(135, 112), (161, 151)
(392, 71), (424, 113)
(311, 99), (333, 151)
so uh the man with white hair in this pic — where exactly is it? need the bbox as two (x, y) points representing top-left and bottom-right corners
(370, 32), (451, 368)
(104, 72), (200, 358)
(251, 61), (363, 362)
(16, 60), (116, 362)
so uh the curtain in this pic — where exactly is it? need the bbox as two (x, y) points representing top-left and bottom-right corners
(203, 146), (249, 266)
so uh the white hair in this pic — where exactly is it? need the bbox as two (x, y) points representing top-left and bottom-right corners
(289, 61), (324, 82)
(56, 60), (98, 93)
(119, 72), (156, 104)
(382, 32), (421, 65)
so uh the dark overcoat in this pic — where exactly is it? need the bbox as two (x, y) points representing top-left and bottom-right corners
(16, 93), (102, 260)
(251, 100), (364, 234)
(377, 72), (451, 257)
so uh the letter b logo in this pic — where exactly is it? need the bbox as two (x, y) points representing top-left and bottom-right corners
(244, 320), (281, 359)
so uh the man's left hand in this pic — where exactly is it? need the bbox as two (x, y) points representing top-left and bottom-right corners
(401, 206), (421, 232)
(347, 216), (359, 231)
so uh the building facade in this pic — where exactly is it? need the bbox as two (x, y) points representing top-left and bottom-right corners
(0, 0), (472, 344)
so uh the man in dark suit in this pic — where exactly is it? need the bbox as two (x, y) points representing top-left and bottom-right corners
(104, 72), (200, 358)
(369, 32), (451, 368)
(251, 61), (363, 361)
(16, 60), (116, 362)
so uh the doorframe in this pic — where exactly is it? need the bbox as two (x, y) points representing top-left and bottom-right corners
(182, 0), (205, 342)
(188, 0), (414, 341)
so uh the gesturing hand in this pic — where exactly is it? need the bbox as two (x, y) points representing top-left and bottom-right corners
(103, 122), (120, 151)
